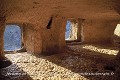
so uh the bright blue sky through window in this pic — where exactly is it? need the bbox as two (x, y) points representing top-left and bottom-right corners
(4, 22), (71, 51)
(65, 21), (71, 39)
(4, 25), (21, 51)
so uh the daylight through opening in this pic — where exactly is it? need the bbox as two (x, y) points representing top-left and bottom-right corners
(4, 25), (22, 51)
(113, 24), (120, 45)
(65, 20), (78, 41)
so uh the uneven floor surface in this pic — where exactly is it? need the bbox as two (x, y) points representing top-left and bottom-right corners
(0, 44), (120, 80)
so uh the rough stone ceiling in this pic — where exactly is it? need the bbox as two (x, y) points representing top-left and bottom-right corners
(1, 0), (120, 24)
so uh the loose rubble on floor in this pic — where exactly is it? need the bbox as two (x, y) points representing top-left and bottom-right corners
(0, 44), (119, 80)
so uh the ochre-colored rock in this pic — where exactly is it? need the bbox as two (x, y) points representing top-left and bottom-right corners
(83, 20), (118, 43)
(0, 0), (120, 56)
(1, 1), (120, 79)
(0, 17), (5, 60)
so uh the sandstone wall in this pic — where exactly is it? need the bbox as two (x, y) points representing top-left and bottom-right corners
(22, 16), (66, 55)
(0, 17), (5, 60)
(77, 19), (84, 42)
(23, 24), (42, 55)
(0, 0), (120, 57)
(41, 16), (66, 55)
(83, 20), (118, 43)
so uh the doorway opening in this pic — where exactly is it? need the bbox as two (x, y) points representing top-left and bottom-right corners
(65, 20), (78, 41)
(113, 24), (120, 46)
(4, 25), (22, 51)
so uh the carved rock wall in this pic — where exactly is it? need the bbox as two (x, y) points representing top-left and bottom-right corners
(83, 20), (118, 43)
(0, 0), (120, 57)
(41, 16), (66, 55)
(0, 17), (5, 60)
(22, 16), (66, 55)
(23, 24), (42, 55)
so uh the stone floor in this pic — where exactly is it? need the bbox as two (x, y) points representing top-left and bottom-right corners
(0, 44), (120, 80)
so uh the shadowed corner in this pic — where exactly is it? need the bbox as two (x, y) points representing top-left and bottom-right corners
(0, 59), (12, 69)
(0, 63), (33, 80)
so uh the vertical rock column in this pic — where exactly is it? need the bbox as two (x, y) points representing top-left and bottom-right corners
(77, 18), (84, 42)
(19, 25), (26, 52)
(0, 18), (12, 68)
(23, 16), (67, 56)
(58, 17), (67, 52)
(41, 16), (67, 55)
(0, 17), (5, 60)
(23, 24), (42, 56)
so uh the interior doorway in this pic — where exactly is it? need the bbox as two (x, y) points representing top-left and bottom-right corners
(65, 20), (78, 41)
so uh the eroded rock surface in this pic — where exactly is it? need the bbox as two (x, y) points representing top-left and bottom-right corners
(0, 44), (119, 80)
